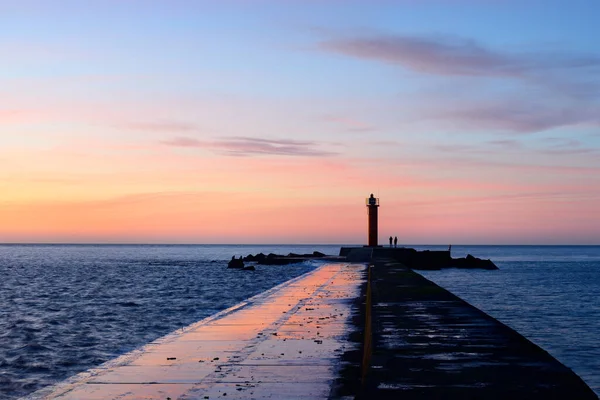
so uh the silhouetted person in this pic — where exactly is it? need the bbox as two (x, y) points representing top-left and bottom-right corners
(394, 236), (398, 248)
(448, 244), (452, 255)
(389, 236), (393, 247)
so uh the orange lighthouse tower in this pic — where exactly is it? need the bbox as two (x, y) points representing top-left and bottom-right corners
(366, 194), (379, 247)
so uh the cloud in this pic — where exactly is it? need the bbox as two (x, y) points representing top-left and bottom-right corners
(405, 90), (600, 134)
(538, 137), (597, 156)
(433, 143), (495, 154)
(319, 33), (600, 78)
(486, 139), (521, 149)
(161, 136), (336, 157)
(433, 136), (597, 159)
(429, 100), (599, 133)
(161, 136), (204, 147)
(319, 33), (600, 134)
(121, 121), (200, 132)
(321, 114), (376, 133)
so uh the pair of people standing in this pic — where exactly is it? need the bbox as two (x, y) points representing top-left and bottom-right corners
(389, 236), (398, 248)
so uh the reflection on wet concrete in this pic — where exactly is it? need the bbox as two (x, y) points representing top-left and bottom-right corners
(23, 264), (366, 400)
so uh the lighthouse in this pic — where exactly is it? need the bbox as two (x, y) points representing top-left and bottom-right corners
(366, 194), (379, 247)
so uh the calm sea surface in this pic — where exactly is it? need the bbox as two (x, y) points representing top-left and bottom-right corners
(417, 245), (600, 396)
(0, 245), (598, 398)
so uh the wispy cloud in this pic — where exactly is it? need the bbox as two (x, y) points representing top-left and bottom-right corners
(319, 33), (600, 134)
(433, 137), (597, 158)
(321, 114), (376, 133)
(319, 33), (600, 78)
(161, 137), (204, 147)
(121, 121), (200, 133)
(433, 143), (495, 154)
(428, 100), (599, 133)
(161, 136), (336, 157)
(487, 139), (521, 149)
(538, 138), (597, 156)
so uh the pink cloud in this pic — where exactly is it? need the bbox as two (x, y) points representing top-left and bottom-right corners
(161, 136), (337, 157)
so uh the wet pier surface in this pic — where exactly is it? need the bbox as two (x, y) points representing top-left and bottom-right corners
(357, 260), (597, 399)
(25, 263), (366, 400)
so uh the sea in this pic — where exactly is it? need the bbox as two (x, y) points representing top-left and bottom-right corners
(0, 244), (598, 398)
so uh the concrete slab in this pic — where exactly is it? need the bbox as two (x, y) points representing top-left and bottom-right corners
(24, 263), (366, 400)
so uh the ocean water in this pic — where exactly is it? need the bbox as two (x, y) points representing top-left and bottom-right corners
(416, 245), (600, 396)
(0, 244), (339, 399)
(1, 245), (598, 399)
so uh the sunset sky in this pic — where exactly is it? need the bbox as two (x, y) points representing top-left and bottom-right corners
(1, 0), (599, 244)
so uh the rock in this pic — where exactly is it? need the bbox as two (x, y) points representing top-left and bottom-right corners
(259, 257), (298, 265)
(242, 265), (256, 271)
(240, 250), (327, 266)
(227, 256), (244, 269)
(448, 255), (498, 270)
(401, 249), (498, 270)
(479, 258), (498, 270)
(243, 253), (265, 262)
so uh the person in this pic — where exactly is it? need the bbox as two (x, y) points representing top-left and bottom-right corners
(394, 236), (398, 248)
(389, 236), (393, 247)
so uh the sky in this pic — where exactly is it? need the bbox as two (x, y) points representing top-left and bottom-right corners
(1, 0), (600, 245)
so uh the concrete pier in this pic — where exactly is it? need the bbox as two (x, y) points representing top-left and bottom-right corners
(24, 263), (366, 400)
(352, 259), (597, 399)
